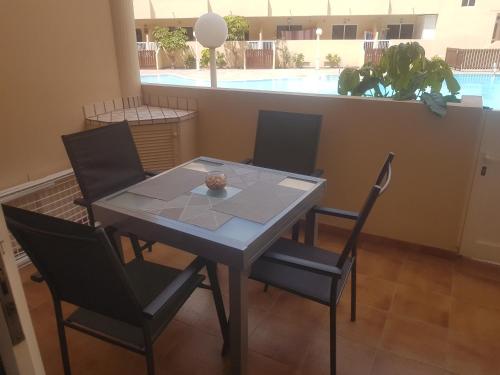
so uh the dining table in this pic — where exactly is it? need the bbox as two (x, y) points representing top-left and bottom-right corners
(92, 156), (326, 375)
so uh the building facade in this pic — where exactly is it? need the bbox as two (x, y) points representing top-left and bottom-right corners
(133, 0), (500, 67)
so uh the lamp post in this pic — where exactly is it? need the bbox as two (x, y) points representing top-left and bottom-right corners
(315, 27), (323, 70)
(194, 12), (228, 88)
(193, 31), (200, 71)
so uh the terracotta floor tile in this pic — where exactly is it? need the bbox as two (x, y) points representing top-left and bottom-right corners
(298, 334), (377, 375)
(357, 248), (404, 282)
(452, 272), (500, 310)
(18, 226), (500, 374)
(449, 300), (500, 343)
(446, 331), (500, 375)
(371, 351), (455, 375)
(391, 285), (452, 328)
(398, 259), (453, 295)
(358, 240), (408, 262)
(336, 303), (388, 348)
(247, 351), (295, 375)
(454, 257), (500, 283)
(355, 274), (398, 311)
(249, 311), (317, 367)
(381, 316), (448, 367)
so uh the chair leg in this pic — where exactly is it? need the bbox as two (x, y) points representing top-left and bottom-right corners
(206, 262), (229, 355)
(330, 303), (337, 375)
(263, 283), (269, 292)
(351, 260), (357, 322)
(291, 222), (300, 242)
(129, 234), (144, 260)
(54, 303), (71, 375)
(143, 330), (155, 375)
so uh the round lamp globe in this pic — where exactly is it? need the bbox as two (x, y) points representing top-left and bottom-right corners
(194, 13), (228, 48)
(316, 28), (323, 36)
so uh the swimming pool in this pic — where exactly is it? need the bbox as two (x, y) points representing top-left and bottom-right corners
(141, 73), (500, 109)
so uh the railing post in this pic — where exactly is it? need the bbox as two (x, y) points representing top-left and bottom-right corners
(272, 41), (276, 69)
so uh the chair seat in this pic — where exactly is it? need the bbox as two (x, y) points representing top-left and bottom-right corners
(250, 238), (353, 305)
(67, 259), (204, 349)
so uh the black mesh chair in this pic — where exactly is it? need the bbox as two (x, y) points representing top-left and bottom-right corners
(62, 121), (155, 261)
(249, 153), (394, 375)
(3, 205), (228, 375)
(244, 110), (323, 240)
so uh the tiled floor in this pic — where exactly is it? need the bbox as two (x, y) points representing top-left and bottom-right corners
(20, 228), (500, 375)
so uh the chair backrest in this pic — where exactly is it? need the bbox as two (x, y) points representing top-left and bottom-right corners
(337, 153), (395, 268)
(253, 110), (322, 175)
(2, 205), (144, 326)
(62, 121), (146, 203)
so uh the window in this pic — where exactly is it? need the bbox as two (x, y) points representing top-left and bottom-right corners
(386, 24), (414, 39)
(277, 25), (302, 39)
(462, 0), (475, 6)
(135, 28), (143, 42)
(332, 24), (358, 40)
(400, 24), (414, 39)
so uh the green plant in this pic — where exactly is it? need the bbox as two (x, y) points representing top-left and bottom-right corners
(152, 26), (188, 67)
(183, 53), (196, 69)
(278, 44), (292, 68)
(200, 49), (227, 68)
(223, 15), (249, 41)
(326, 53), (341, 68)
(200, 48), (210, 68)
(293, 53), (305, 68)
(216, 51), (227, 68)
(223, 15), (248, 68)
(338, 42), (461, 116)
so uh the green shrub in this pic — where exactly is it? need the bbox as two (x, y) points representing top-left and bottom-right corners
(216, 51), (227, 68)
(152, 26), (188, 67)
(200, 49), (227, 68)
(293, 53), (305, 68)
(201, 49), (210, 68)
(326, 53), (341, 68)
(277, 44), (292, 68)
(183, 53), (196, 69)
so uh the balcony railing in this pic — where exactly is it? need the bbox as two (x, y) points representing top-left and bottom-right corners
(445, 48), (500, 70)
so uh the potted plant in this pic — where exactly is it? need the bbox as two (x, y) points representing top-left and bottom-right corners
(338, 42), (460, 116)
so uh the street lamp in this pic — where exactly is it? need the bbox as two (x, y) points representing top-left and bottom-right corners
(194, 12), (228, 88)
(193, 31), (200, 71)
(315, 27), (323, 70)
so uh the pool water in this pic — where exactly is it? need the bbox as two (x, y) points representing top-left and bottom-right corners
(141, 73), (500, 109)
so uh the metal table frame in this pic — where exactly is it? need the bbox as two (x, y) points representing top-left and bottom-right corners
(92, 156), (326, 374)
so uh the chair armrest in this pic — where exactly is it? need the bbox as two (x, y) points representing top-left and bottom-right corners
(74, 197), (90, 208)
(240, 158), (253, 165)
(261, 249), (342, 278)
(144, 171), (157, 177)
(143, 257), (206, 319)
(313, 206), (359, 221)
(311, 169), (324, 177)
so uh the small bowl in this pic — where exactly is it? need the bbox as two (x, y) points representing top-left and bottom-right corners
(205, 171), (227, 191)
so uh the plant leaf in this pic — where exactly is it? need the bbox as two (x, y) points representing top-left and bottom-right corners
(445, 76), (461, 95)
(338, 68), (360, 95)
(421, 92), (447, 117)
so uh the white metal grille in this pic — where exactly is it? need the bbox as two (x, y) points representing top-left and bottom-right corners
(0, 170), (88, 267)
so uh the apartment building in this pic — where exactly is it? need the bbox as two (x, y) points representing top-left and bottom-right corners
(134, 0), (500, 64)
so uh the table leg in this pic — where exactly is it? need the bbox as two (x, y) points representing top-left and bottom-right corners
(229, 267), (248, 375)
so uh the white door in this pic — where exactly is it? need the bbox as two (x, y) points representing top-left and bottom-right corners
(461, 110), (500, 264)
